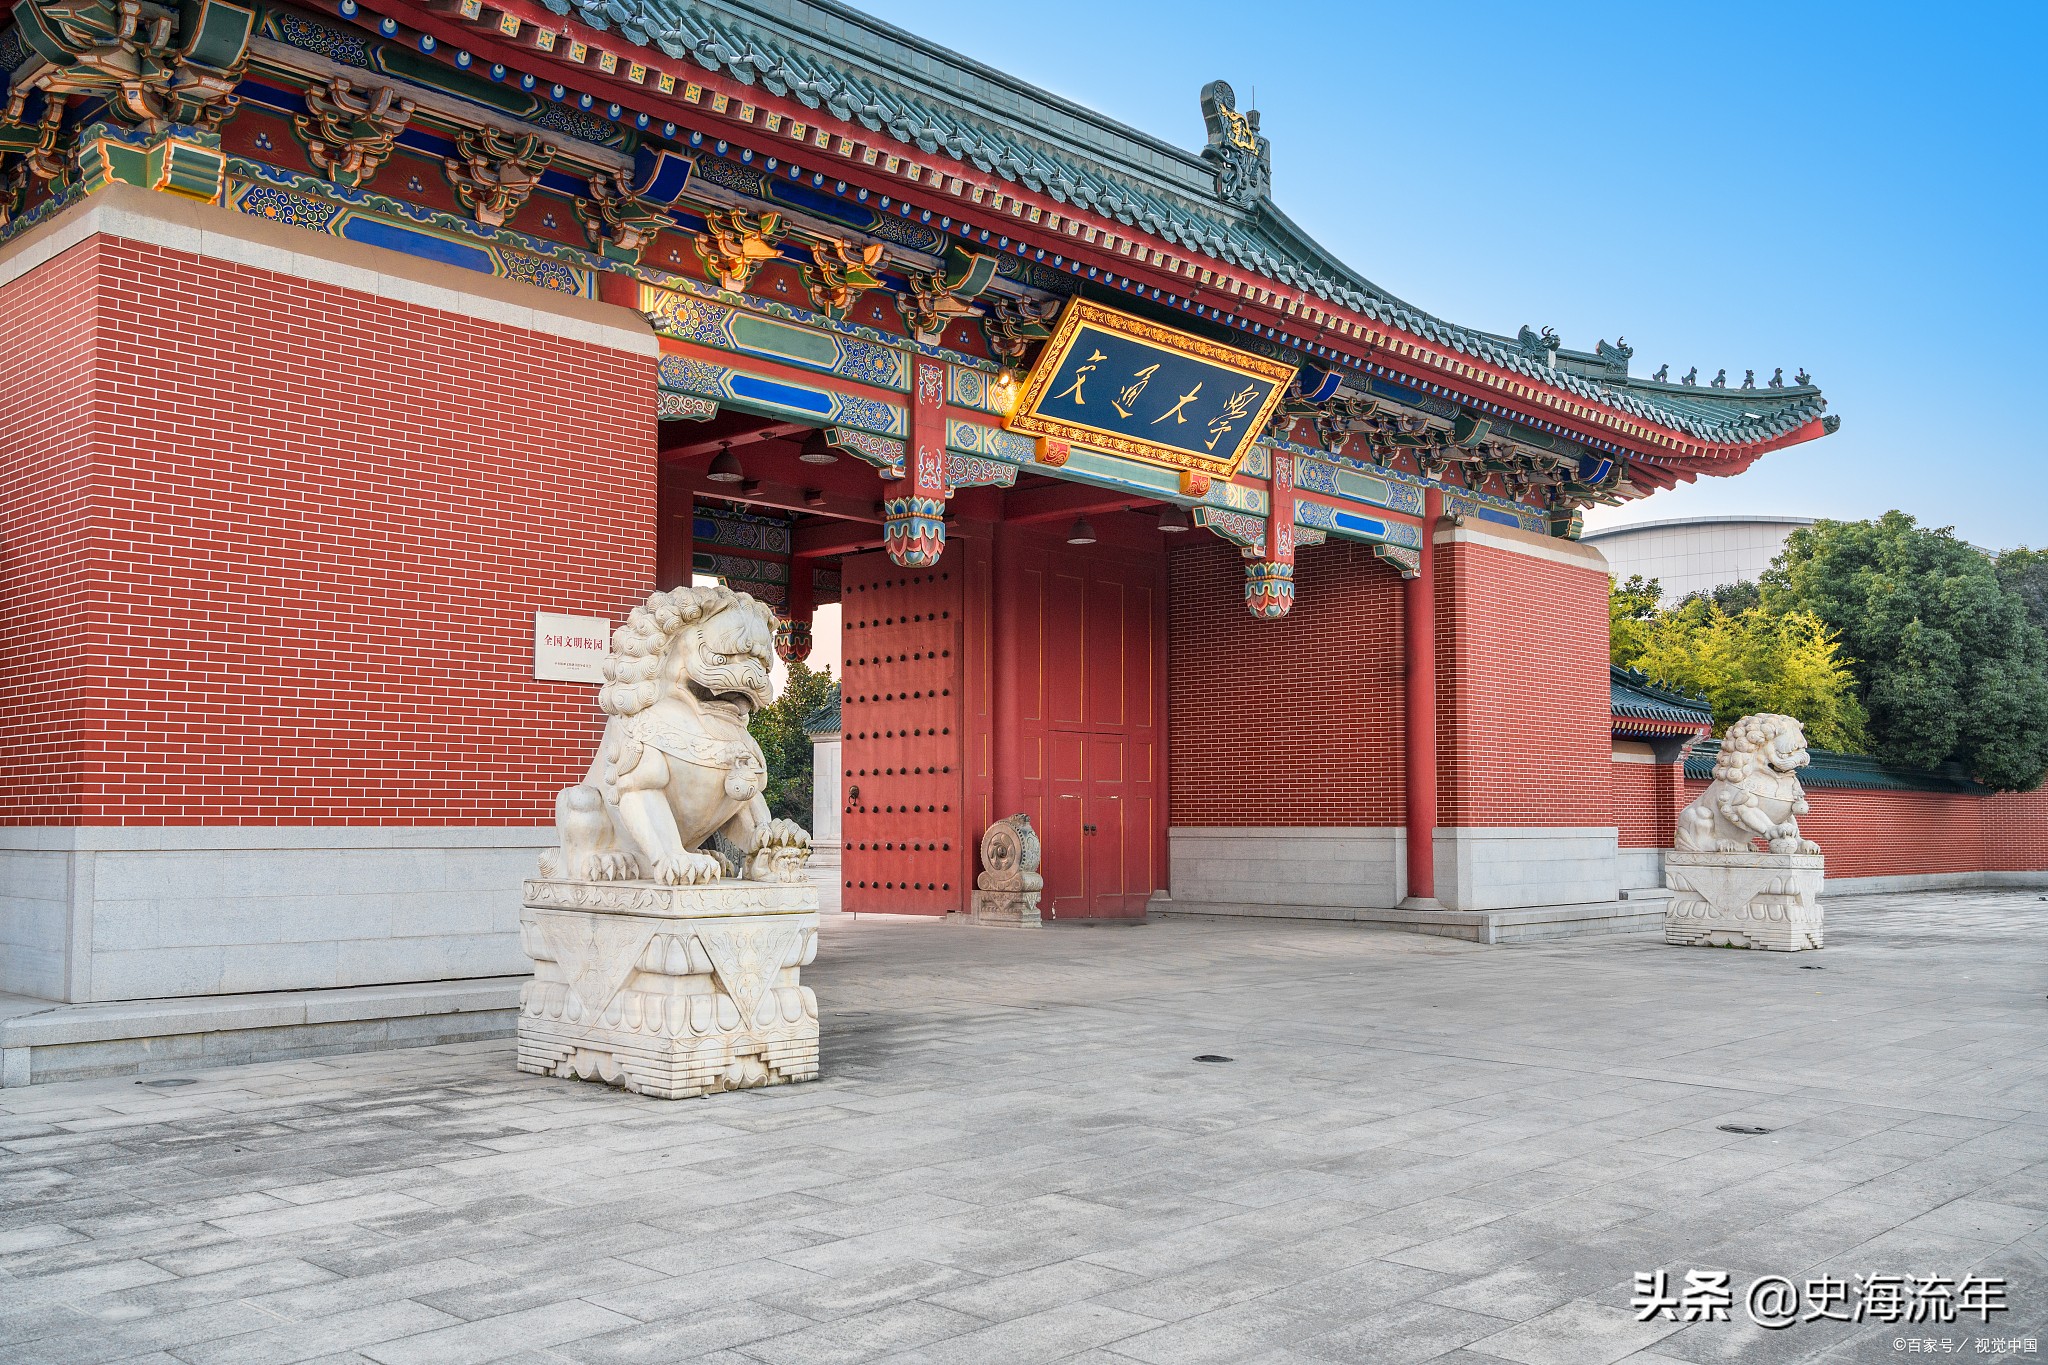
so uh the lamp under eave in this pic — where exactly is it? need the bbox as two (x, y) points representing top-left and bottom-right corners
(707, 447), (745, 483)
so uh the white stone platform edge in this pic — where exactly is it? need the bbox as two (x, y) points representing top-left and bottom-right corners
(1824, 870), (2048, 895)
(0, 976), (522, 1087)
(1147, 893), (1666, 944)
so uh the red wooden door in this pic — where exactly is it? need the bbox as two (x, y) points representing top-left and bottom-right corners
(839, 555), (967, 914)
(994, 529), (1164, 919)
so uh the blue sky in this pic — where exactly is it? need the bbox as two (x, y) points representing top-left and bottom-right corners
(851, 0), (2046, 551)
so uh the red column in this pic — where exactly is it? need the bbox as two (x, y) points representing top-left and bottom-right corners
(1403, 488), (1441, 905)
(885, 355), (949, 567)
(1246, 450), (1296, 618)
(655, 465), (693, 590)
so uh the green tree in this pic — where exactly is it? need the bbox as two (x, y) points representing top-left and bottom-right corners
(750, 661), (837, 825)
(1678, 579), (1761, 616)
(1762, 511), (2048, 790)
(1627, 597), (1869, 752)
(1610, 574), (1663, 666)
(1998, 546), (2048, 634)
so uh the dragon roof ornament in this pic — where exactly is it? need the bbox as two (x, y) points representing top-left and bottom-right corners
(1199, 80), (1269, 210)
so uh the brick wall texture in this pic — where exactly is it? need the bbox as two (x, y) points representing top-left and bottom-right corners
(1612, 760), (1686, 848)
(1168, 533), (1618, 834)
(0, 234), (99, 818)
(1167, 538), (1405, 826)
(1436, 538), (1613, 828)
(0, 234), (657, 824)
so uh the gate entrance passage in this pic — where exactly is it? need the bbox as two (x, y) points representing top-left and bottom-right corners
(993, 527), (1164, 920)
(833, 514), (1168, 920)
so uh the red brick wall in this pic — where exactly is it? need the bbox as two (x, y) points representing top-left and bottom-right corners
(1168, 538), (1405, 826)
(1613, 760), (1685, 848)
(0, 238), (104, 820)
(1985, 790), (2048, 872)
(1436, 536), (1612, 826)
(1663, 778), (2048, 880)
(0, 234), (657, 824)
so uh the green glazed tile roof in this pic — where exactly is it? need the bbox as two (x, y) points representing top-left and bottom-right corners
(1611, 666), (1713, 729)
(802, 683), (841, 736)
(539, 0), (1829, 449)
(1684, 740), (1985, 794)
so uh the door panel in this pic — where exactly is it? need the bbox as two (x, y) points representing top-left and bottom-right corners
(1048, 572), (1086, 726)
(1087, 795), (1124, 917)
(1085, 577), (1126, 729)
(1048, 790), (1086, 918)
(994, 531), (1165, 920)
(1124, 792), (1156, 911)
(840, 556), (966, 914)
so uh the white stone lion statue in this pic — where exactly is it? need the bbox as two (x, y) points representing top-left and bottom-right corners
(1675, 713), (1822, 855)
(540, 585), (811, 885)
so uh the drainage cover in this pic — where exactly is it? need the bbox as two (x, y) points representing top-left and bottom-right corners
(1718, 1123), (1772, 1135)
(136, 1078), (197, 1088)
(1192, 1055), (1234, 1064)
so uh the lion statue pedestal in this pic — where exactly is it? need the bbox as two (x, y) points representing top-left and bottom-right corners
(1664, 713), (1825, 952)
(518, 878), (818, 1098)
(517, 585), (821, 1098)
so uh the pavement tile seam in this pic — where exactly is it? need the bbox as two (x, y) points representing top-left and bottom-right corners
(2, 892), (2042, 1365)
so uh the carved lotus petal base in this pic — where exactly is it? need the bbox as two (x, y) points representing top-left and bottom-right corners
(516, 878), (821, 1099)
(1663, 852), (1825, 952)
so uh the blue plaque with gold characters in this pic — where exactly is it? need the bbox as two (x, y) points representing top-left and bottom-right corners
(1007, 300), (1297, 477)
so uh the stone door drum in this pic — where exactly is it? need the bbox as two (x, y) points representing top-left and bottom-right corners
(839, 555), (967, 913)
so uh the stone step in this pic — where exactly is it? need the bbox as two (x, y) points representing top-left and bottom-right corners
(0, 977), (524, 1088)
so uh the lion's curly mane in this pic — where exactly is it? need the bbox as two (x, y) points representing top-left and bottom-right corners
(596, 585), (777, 719)
(1711, 714), (1804, 785)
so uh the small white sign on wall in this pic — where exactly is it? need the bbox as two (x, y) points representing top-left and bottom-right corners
(534, 612), (612, 684)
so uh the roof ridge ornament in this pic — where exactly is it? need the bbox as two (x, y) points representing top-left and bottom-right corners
(1199, 80), (1270, 210)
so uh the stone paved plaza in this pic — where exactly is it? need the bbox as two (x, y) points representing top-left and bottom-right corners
(2, 891), (2045, 1365)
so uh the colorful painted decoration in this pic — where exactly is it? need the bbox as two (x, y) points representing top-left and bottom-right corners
(1007, 299), (1295, 478)
(1244, 560), (1294, 619)
(882, 495), (946, 568)
(887, 354), (950, 568)
(774, 617), (813, 665)
(293, 78), (415, 189)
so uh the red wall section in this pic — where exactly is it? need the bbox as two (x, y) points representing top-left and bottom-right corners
(0, 235), (657, 824)
(1436, 536), (1612, 827)
(1664, 779), (2048, 880)
(1985, 790), (2048, 871)
(1613, 761), (1686, 849)
(0, 239), (105, 821)
(1167, 537), (1405, 827)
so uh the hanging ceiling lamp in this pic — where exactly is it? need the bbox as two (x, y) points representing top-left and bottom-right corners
(797, 431), (838, 464)
(1157, 506), (1191, 533)
(706, 443), (745, 483)
(1066, 517), (1096, 545)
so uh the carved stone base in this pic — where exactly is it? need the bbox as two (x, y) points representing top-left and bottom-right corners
(1664, 852), (1825, 951)
(970, 889), (1042, 928)
(517, 877), (820, 1099)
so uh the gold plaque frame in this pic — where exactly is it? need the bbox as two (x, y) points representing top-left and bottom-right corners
(1005, 299), (1297, 477)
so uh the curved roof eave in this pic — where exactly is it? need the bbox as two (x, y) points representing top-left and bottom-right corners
(527, 0), (1831, 454)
